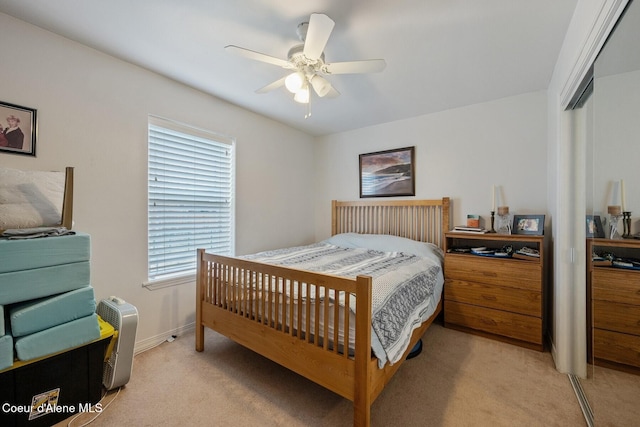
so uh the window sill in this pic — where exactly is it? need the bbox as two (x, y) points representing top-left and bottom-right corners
(143, 273), (195, 290)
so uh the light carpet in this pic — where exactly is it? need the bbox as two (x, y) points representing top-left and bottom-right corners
(59, 323), (588, 427)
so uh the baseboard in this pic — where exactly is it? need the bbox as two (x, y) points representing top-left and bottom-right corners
(134, 322), (196, 355)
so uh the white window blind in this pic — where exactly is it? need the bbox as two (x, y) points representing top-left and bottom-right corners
(147, 116), (234, 285)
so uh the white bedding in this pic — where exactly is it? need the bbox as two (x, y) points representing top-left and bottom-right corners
(0, 167), (65, 230)
(241, 233), (444, 367)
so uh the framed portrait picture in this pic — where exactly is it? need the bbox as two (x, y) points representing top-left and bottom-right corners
(512, 215), (545, 235)
(359, 146), (415, 198)
(0, 100), (37, 157)
(586, 215), (605, 238)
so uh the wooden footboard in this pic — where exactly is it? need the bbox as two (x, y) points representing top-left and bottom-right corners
(196, 250), (375, 424)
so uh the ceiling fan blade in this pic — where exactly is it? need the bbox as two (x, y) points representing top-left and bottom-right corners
(324, 59), (387, 75)
(256, 76), (286, 94)
(225, 45), (293, 69)
(303, 13), (335, 61)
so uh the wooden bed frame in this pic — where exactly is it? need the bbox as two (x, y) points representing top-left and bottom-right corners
(196, 198), (450, 426)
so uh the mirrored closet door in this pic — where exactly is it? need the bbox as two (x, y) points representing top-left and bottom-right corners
(582, 1), (640, 425)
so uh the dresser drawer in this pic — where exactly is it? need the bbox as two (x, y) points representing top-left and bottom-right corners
(592, 269), (640, 305)
(444, 255), (541, 291)
(445, 279), (541, 317)
(444, 300), (542, 345)
(593, 299), (640, 336)
(594, 328), (640, 368)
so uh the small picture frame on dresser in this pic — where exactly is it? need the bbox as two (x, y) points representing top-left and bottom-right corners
(586, 215), (605, 238)
(512, 215), (545, 235)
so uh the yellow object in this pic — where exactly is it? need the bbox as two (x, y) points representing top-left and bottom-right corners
(98, 315), (118, 362)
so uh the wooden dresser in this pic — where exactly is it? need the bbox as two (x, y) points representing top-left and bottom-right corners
(444, 232), (546, 351)
(587, 238), (640, 375)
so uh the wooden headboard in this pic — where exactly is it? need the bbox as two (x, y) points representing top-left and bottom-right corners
(331, 198), (450, 249)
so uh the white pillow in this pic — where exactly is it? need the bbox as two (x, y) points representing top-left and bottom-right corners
(0, 168), (65, 230)
(322, 233), (444, 264)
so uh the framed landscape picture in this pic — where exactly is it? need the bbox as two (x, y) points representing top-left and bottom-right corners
(0, 100), (37, 157)
(359, 146), (415, 198)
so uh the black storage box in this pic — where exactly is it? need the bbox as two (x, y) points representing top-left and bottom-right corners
(0, 337), (109, 427)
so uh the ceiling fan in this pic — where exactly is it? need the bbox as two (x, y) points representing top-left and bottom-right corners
(225, 13), (386, 112)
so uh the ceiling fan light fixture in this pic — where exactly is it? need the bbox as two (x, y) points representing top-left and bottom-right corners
(285, 71), (305, 93)
(310, 75), (331, 97)
(294, 85), (310, 103)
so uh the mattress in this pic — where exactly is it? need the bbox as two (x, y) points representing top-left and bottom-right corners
(14, 313), (100, 361)
(9, 286), (96, 337)
(0, 261), (90, 305)
(241, 234), (445, 367)
(0, 232), (90, 274)
(0, 334), (12, 370)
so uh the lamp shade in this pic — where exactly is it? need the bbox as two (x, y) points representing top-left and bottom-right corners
(310, 75), (331, 97)
(285, 71), (305, 93)
(293, 85), (310, 103)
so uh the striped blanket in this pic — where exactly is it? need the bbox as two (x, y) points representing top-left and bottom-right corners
(241, 242), (443, 367)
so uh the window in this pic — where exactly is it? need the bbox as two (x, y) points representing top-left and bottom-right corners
(146, 116), (234, 288)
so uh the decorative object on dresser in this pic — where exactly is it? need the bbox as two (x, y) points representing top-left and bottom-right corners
(444, 232), (546, 351)
(587, 238), (640, 375)
(466, 214), (480, 228)
(490, 185), (511, 234)
(622, 211), (633, 238)
(586, 215), (605, 238)
(608, 205), (623, 239)
(496, 206), (511, 235)
(196, 198), (450, 426)
(489, 185), (510, 234)
(512, 214), (545, 236)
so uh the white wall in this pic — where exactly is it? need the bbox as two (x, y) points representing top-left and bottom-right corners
(314, 92), (549, 239)
(0, 13), (316, 351)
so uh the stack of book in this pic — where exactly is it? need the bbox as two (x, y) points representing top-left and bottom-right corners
(451, 225), (488, 234)
(612, 258), (640, 269)
(512, 247), (540, 260)
(591, 256), (612, 267)
(470, 247), (510, 257)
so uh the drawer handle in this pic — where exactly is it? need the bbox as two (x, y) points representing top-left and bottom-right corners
(482, 295), (497, 301)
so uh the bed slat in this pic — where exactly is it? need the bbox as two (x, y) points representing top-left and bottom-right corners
(331, 198), (450, 249)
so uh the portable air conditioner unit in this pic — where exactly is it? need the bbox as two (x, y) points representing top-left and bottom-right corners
(97, 297), (138, 390)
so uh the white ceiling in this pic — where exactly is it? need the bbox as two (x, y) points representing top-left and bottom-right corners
(0, 0), (578, 136)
